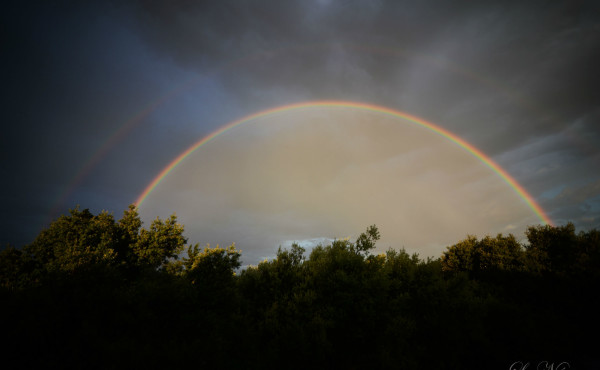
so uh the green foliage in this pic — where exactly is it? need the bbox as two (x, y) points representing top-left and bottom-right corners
(182, 243), (241, 285)
(523, 222), (596, 276)
(1, 212), (599, 369)
(441, 233), (524, 273)
(134, 214), (186, 269)
(2, 205), (188, 288)
(353, 224), (380, 256)
(116, 204), (142, 263)
(24, 207), (119, 276)
(442, 225), (600, 279)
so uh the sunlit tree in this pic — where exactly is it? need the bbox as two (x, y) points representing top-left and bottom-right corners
(441, 234), (524, 273)
(181, 243), (241, 285)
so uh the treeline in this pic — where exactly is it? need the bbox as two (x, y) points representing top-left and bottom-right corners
(1, 206), (599, 369)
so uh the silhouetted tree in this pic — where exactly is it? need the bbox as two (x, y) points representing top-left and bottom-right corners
(2, 206), (599, 369)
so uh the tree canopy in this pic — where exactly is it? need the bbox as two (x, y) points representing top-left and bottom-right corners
(1, 206), (598, 369)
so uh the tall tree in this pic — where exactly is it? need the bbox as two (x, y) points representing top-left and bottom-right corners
(133, 214), (186, 270)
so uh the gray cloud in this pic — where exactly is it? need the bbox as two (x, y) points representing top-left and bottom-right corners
(125, 0), (600, 150)
(556, 180), (600, 205)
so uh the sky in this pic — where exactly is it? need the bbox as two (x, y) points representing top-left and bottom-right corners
(2, 0), (600, 264)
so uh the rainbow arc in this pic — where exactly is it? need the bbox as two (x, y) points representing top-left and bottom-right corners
(135, 100), (553, 226)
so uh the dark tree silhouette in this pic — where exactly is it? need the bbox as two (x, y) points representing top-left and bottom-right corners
(1, 206), (598, 369)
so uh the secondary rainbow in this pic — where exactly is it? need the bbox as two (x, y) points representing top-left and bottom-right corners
(135, 100), (553, 226)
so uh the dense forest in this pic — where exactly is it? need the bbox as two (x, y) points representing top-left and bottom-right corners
(1, 206), (599, 369)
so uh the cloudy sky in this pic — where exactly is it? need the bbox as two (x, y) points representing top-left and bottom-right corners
(3, 0), (599, 264)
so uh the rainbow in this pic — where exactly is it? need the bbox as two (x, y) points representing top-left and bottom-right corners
(52, 45), (559, 223)
(135, 100), (553, 226)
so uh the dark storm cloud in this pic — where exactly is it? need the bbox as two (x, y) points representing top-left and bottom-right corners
(1, 1), (195, 245)
(127, 0), (600, 148)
